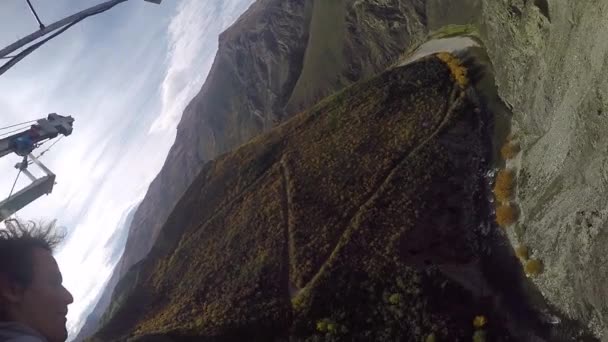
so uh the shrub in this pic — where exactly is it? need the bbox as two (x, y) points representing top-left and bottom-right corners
(500, 141), (521, 160)
(316, 320), (328, 333)
(316, 318), (343, 335)
(496, 204), (517, 227)
(436, 52), (469, 88)
(473, 315), (487, 328)
(506, 132), (518, 141)
(493, 169), (515, 203)
(515, 245), (529, 260)
(525, 259), (544, 276)
(473, 330), (487, 342)
(388, 293), (402, 305)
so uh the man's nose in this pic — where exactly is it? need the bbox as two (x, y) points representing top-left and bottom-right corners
(62, 285), (74, 305)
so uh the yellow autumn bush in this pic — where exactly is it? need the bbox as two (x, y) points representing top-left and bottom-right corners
(500, 141), (521, 160)
(515, 245), (529, 260)
(493, 169), (515, 203)
(496, 203), (517, 227)
(525, 259), (544, 276)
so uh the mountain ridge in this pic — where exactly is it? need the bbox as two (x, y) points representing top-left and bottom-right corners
(76, 0), (428, 339)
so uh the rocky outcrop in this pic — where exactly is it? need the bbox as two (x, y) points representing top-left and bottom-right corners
(92, 53), (535, 341)
(476, 0), (608, 339)
(423, 0), (608, 339)
(79, 0), (428, 339)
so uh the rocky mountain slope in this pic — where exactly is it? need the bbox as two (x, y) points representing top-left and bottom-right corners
(77, 0), (429, 339)
(82, 0), (608, 340)
(92, 52), (556, 341)
(121, 0), (428, 273)
(477, 0), (608, 339)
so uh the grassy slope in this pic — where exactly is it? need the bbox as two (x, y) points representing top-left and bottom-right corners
(93, 55), (515, 341)
(429, 24), (480, 39)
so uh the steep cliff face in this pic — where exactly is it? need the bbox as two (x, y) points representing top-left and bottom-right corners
(92, 53), (539, 341)
(478, 0), (608, 339)
(420, 0), (608, 339)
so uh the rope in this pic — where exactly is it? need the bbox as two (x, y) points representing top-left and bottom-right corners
(22, 136), (63, 167)
(0, 119), (36, 131)
(0, 126), (28, 139)
(36, 136), (63, 158)
(33, 138), (49, 148)
(8, 170), (21, 199)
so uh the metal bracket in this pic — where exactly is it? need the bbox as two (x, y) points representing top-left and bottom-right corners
(0, 153), (56, 222)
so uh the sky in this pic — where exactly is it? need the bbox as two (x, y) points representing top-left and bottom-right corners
(0, 0), (254, 338)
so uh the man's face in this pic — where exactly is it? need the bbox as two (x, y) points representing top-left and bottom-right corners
(6, 247), (74, 342)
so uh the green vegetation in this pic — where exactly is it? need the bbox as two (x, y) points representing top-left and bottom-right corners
(388, 293), (402, 305)
(316, 319), (328, 333)
(428, 24), (480, 40)
(473, 315), (487, 328)
(473, 329), (487, 342)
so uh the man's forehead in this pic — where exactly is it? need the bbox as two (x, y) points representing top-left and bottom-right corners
(31, 247), (60, 272)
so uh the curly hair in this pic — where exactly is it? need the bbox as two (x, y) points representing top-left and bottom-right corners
(0, 219), (65, 320)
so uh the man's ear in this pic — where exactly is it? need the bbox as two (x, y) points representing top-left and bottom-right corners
(0, 274), (24, 304)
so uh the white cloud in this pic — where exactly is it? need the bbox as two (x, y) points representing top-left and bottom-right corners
(149, 0), (255, 133)
(1, 0), (256, 339)
(149, 0), (213, 133)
